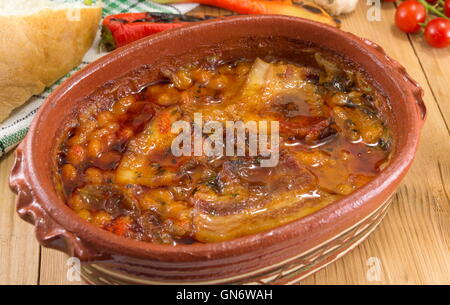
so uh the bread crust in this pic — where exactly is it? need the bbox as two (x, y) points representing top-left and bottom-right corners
(0, 6), (102, 122)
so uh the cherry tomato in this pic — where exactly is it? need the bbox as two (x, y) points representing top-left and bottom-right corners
(425, 0), (438, 4)
(445, 0), (450, 18)
(424, 18), (450, 48)
(395, 1), (427, 33)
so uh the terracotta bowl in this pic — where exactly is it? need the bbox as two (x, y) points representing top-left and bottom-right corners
(9, 15), (425, 285)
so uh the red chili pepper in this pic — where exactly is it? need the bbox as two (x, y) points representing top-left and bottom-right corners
(100, 12), (217, 51)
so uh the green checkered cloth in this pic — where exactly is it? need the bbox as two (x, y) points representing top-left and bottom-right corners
(0, 0), (197, 157)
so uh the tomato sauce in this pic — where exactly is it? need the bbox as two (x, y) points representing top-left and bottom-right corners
(57, 54), (391, 244)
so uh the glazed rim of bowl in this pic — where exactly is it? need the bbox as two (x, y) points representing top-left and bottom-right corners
(14, 15), (425, 262)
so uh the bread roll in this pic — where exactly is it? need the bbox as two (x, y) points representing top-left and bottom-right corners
(0, 0), (102, 122)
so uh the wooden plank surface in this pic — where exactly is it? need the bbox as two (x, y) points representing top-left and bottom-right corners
(0, 152), (40, 285)
(409, 30), (450, 128)
(0, 2), (448, 285)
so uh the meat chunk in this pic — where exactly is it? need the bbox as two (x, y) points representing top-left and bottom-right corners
(192, 154), (319, 243)
(116, 106), (184, 187)
(75, 184), (138, 218)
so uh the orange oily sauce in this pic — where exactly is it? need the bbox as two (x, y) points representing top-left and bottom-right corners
(57, 56), (391, 244)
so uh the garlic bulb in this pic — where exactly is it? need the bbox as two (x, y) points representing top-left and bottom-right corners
(311, 0), (358, 15)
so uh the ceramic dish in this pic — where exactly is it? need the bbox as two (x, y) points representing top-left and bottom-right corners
(9, 15), (425, 285)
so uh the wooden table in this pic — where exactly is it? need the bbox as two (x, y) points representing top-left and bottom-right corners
(0, 2), (448, 285)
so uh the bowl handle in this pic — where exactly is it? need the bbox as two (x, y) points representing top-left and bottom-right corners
(9, 143), (111, 262)
(360, 38), (427, 124)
